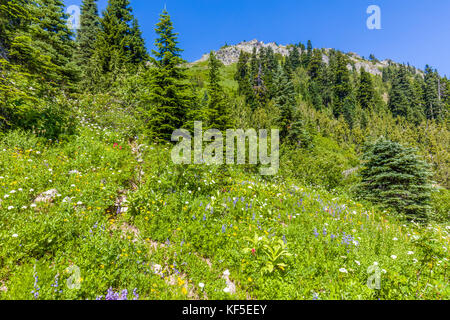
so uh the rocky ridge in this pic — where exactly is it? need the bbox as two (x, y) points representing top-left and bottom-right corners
(193, 39), (395, 76)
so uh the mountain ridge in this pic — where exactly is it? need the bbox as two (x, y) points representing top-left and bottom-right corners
(192, 39), (424, 77)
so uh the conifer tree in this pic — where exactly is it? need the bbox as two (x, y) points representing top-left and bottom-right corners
(235, 50), (250, 95)
(11, 0), (78, 87)
(302, 40), (313, 67)
(143, 9), (191, 141)
(423, 65), (443, 120)
(206, 51), (232, 131)
(332, 52), (353, 119)
(273, 65), (296, 140)
(74, 0), (100, 80)
(260, 47), (277, 99)
(91, 0), (147, 85)
(388, 66), (413, 119)
(357, 68), (375, 110)
(410, 74), (426, 124)
(288, 46), (301, 71)
(358, 138), (432, 222)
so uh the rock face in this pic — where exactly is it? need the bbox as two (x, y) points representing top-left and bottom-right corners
(194, 39), (295, 66)
(193, 39), (395, 77)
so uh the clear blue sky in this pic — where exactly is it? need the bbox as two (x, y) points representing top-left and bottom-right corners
(65, 0), (450, 77)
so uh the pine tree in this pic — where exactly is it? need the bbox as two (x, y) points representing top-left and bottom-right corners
(358, 138), (432, 222)
(206, 51), (232, 131)
(74, 0), (100, 81)
(143, 9), (191, 141)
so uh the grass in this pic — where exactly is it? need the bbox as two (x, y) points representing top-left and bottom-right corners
(0, 119), (448, 300)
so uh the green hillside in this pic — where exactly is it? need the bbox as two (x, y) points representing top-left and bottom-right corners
(0, 1), (448, 300)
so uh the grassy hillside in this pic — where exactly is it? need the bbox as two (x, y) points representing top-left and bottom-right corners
(1, 120), (448, 300)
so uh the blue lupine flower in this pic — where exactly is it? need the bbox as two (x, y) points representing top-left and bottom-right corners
(313, 228), (319, 238)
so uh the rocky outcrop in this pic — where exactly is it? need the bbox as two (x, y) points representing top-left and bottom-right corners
(194, 39), (296, 66)
(192, 39), (394, 77)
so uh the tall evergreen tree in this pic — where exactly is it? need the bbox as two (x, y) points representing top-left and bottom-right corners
(357, 68), (375, 110)
(91, 0), (147, 85)
(206, 51), (232, 130)
(410, 74), (426, 124)
(273, 65), (296, 140)
(388, 66), (413, 119)
(302, 39), (313, 67)
(74, 0), (100, 84)
(143, 9), (191, 141)
(287, 46), (301, 71)
(332, 52), (353, 120)
(423, 65), (443, 120)
(235, 50), (250, 95)
(10, 0), (78, 87)
(358, 138), (432, 222)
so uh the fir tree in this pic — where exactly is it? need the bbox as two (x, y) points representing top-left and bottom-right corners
(358, 138), (432, 222)
(143, 9), (191, 141)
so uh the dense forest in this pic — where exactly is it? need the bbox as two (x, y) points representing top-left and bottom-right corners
(0, 0), (448, 300)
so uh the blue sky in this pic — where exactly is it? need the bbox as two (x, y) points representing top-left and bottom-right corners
(65, 0), (450, 77)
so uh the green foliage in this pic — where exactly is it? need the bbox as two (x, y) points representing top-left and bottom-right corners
(281, 135), (359, 190)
